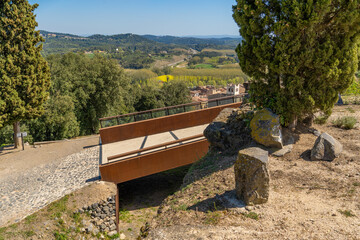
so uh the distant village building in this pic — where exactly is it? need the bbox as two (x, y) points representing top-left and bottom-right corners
(190, 90), (200, 98)
(226, 84), (245, 95)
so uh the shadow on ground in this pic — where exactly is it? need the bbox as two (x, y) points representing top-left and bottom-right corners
(117, 165), (191, 210)
(188, 190), (245, 213)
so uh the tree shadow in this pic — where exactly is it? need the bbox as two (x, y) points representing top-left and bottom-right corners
(187, 190), (246, 213)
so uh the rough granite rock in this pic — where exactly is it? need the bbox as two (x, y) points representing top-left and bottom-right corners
(234, 147), (269, 205)
(250, 108), (283, 149)
(203, 106), (253, 153)
(311, 132), (342, 161)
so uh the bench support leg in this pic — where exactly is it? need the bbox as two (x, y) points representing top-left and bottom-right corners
(115, 183), (120, 233)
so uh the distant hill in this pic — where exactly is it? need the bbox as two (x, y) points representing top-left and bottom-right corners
(39, 30), (240, 55)
(39, 30), (172, 56)
(142, 35), (241, 50)
(183, 35), (241, 39)
(40, 30), (85, 39)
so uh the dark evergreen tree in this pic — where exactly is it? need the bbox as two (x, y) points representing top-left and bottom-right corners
(0, 0), (50, 147)
(233, 0), (360, 126)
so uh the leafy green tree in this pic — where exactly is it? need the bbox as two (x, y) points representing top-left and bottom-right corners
(47, 53), (131, 134)
(27, 95), (79, 141)
(133, 85), (165, 111)
(233, 0), (360, 126)
(0, 0), (50, 147)
(161, 80), (191, 106)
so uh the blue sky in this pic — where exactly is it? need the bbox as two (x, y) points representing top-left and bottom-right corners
(28, 0), (240, 36)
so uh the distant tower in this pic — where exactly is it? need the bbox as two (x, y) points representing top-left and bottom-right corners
(226, 84), (240, 95)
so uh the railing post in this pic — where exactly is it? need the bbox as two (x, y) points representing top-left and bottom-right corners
(116, 117), (120, 125)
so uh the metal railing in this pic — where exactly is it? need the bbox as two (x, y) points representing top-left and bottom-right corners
(99, 94), (245, 128)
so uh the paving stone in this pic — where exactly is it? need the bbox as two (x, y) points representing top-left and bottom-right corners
(0, 146), (100, 226)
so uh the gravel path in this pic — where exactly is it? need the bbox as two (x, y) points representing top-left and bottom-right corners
(0, 146), (100, 226)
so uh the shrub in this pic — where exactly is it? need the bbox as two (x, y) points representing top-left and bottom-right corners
(332, 116), (357, 129)
(314, 115), (328, 125)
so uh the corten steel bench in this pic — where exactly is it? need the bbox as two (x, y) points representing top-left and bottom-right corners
(98, 95), (245, 232)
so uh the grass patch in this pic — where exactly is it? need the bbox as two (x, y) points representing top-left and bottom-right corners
(107, 233), (120, 239)
(346, 107), (355, 113)
(54, 231), (68, 240)
(119, 209), (133, 223)
(9, 224), (17, 230)
(243, 211), (259, 220)
(332, 116), (357, 129)
(48, 195), (69, 218)
(71, 212), (82, 225)
(25, 213), (37, 224)
(353, 182), (360, 187)
(177, 204), (188, 211)
(188, 152), (219, 175)
(338, 209), (356, 217)
(23, 230), (35, 238)
(0, 227), (6, 240)
(204, 211), (221, 225)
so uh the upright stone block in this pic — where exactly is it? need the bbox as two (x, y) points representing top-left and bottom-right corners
(234, 147), (269, 205)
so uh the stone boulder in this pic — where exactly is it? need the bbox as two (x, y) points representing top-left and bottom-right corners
(203, 107), (253, 154)
(234, 147), (269, 205)
(250, 108), (283, 149)
(311, 133), (342, 161)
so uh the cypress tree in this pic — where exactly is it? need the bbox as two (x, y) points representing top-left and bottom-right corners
(233, 0), (360, 126)
(0, 0), (50, 147)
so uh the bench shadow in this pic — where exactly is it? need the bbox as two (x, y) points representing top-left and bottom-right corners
(117, 165), (191, 211)
(83, 144), (99, 149)
(85, 176), (101, 182)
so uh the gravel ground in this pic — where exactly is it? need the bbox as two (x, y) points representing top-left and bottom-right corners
(0, 146), (100, 226)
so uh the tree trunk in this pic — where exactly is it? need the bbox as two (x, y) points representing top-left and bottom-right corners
(289, 117), (297, 132)
(13, 121), (21, 148)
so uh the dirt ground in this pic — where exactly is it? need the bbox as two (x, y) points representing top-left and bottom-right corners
(0, 135), (99, 181)
(148, 105), (360, 240)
